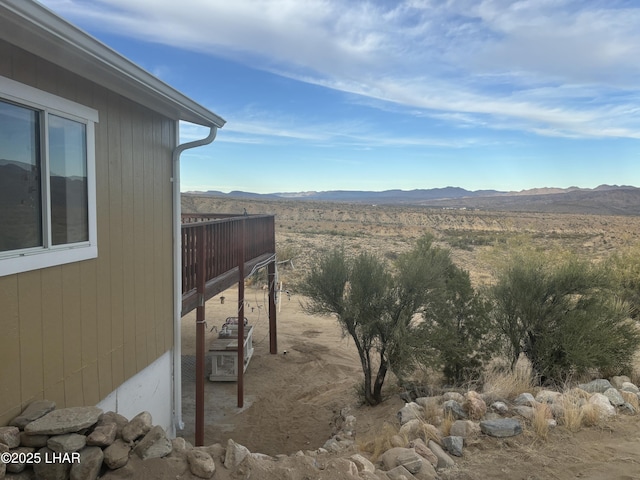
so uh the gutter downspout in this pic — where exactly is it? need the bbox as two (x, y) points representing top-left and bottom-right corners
(171, 124), (218, 436)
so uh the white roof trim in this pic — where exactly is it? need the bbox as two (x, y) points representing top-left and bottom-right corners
(0, 0), (226, 128)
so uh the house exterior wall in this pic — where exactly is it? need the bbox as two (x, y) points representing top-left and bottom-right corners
(0, 40), (176, 425)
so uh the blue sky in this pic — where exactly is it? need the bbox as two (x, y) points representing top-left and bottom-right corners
(41, 0), (640, 193)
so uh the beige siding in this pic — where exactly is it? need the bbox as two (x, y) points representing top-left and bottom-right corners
(0, 42), (177, 425)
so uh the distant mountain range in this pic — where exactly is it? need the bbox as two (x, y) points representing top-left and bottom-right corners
(183, 185), (640, 216)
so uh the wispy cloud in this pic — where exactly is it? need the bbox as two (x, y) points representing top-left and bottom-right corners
(44, 0), (640, 140)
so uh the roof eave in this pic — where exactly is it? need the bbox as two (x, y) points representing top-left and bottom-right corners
(0, 0), (226, 128)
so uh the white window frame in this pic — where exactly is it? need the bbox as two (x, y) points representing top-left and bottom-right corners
(0, 75), (98, 276)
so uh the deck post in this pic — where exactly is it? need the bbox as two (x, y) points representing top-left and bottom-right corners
(237, 218), (245, 408)
(268, 261), (277, 354)
(195, 226), (206, 446)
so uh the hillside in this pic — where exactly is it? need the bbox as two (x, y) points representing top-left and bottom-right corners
(184, 185), (640, 216)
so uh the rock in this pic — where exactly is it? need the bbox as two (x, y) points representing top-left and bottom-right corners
(409, 439), (438, 467)
(20, 431), (49, 448)
(490, 401), (509, 414)
(399, 419), (426, 441)
(87, 422), (117, 446)
(550, 402), (565, 419)
(0, 427), (20, 448)
(224, 439), (250, 468)
(351, 453), (376, 473)
(535, 390), (562, 404)
(588, 393), (616, 418)
(6, 446), (34, 473)
(513, 405), (535, 420)
(396, 449), (423, 474)
(442, 392), (464, 403)
(621, 382), (639, 394)
(449, 420), (479, 438)
(171, 437), (193, 455)
(427, 440), (455, 469)
(514, 393), (536, 406)
(385, 465), (417, 480)
(479, 418), (523, 438)
(47, 433), (86, 453)
(610, 376), (631, 389)
(10, 401), (56, 430)
(0, 443), (7, 478)
(121, 411), (152, 442)
(621, 390), (640, 408)
(415, 396), (441, 410)
(33, 447), (71, 480)
(97, 411), (129, 439)
(442, 400), (466, 420)
(463, 391), (487, 420)
(24, 407), (102, 436)
(103, 439), (131, 469)
(603, 388), (625, 406)
(620, 403), (637, 415)
(132, 425), (172, 460)
(390, 435), (406, 448)
(442, 436), (463, 457)
(381, 447), (422, 474)
(413, 461), (439, 480)
(187, 449), (216, 479)
(343, 415), (357, 434)
(70, 446), (103, 480)
(578, 379), (613, 394)
(397, 403), (423, 425)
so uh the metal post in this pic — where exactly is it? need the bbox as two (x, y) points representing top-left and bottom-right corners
(195, 226), (206, 446)
(237, 219), (245, 408)
(268, 261), (277, 354)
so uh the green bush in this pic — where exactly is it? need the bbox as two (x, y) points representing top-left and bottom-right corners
(489, 247), (640, 384)
(419, 264), (495, 385)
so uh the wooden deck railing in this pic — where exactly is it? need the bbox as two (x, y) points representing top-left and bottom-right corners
(181, 213), (276, 316)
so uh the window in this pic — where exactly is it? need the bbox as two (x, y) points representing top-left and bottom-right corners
(0, 75), (98, 276)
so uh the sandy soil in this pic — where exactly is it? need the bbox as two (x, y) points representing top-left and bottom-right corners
(177, 284), (640, 480)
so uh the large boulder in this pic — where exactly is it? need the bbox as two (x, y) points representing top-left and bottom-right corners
(479, 418), (523, 438)
(132, 425), (172, 460)
(579, 379), (613, 394)
(10, 400), (56, 429)
(24, 407), (102, 435)
(463, 391), (487, 420)
(121, 411), (152, 442)
(187, 449), (216, 479)
(70, 446), (103, 480)
(397, 403), (423, 425)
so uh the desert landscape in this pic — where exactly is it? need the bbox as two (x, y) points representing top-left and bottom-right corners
(177, 194), (640, 479)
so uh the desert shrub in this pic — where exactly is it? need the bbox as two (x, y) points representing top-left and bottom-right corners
(489, 246), (640, 384)
(606, 242), (640, 320)
(418, 263), (495, 385)
(298, 235), (451, 405)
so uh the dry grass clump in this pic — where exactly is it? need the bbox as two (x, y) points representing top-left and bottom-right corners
(481, 356), (535, 401)
(420, 399), (443, 427)
(440, 410), (455, 437)
(579, 403), (603, 427)
(358, 422), (399, 461)
(558, 391), (584, 432)
(531, 403), (552, 440)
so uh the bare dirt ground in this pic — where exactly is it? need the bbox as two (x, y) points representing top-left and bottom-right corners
(176, 196), (640, 479)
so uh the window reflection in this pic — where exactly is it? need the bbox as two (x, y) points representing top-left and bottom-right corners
(0, 100), (42, 252)
(49, 114), (88, 245)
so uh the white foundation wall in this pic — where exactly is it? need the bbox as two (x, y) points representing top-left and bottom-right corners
(97, 350), (175, 437)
